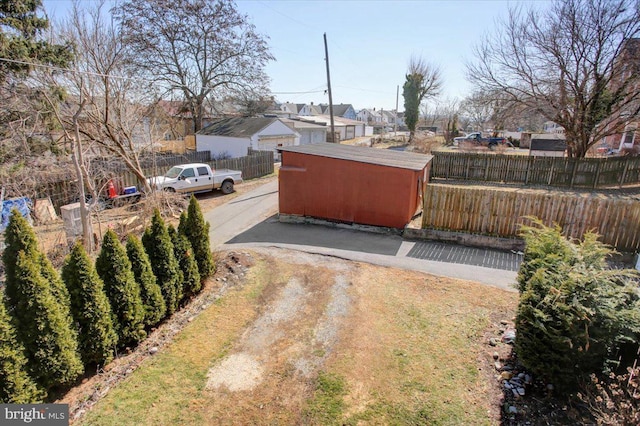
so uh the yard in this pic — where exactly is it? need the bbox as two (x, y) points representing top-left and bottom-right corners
(71, 248), (518, 425)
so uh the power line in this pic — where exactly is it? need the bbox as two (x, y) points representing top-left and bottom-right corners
(0, 56), (324, 98)
(0, 56), (152, 82)
(271, 90), (325, 95)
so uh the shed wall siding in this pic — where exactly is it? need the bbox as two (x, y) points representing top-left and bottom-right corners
(279, 152), (423, 228)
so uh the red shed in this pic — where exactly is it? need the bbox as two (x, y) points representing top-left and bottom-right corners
(278, 143), (432, 229)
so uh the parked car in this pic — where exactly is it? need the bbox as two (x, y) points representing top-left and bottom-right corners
(147, 163), (243, 195)
(453, 132), (507, 149)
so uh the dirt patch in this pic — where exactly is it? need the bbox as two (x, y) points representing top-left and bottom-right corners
(205, 353), (264, 392)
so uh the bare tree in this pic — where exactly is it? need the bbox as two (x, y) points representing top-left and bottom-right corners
(113, 0), (274, 133)
(461, 91), (494, 132)
(467, 0), (640, 157)
(53, 1), (157, 192)
(403, 56), (442, 142)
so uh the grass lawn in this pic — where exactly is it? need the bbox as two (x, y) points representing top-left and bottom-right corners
(79, 250), (517, 425)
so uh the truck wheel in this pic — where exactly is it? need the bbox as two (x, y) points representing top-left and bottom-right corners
(221, 180), (234, 194)
(163, 187), (175, 193)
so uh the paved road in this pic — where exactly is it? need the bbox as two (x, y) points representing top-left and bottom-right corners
(206, 179), (518, 292)
(204, 179), (279, 248)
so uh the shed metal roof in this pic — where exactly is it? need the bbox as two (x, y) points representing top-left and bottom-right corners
(278, 143), (432, 171)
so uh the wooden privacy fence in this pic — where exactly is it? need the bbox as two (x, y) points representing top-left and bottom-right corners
(431, 152), (640, 189)
(90, 151), (212, 171)
(38, 150), (274, 213)
(421, 184), (640, 252)
(117, 150), (274, 188)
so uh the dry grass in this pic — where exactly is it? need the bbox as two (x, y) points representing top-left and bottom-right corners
(411, 134), (446, 154)
(79, 249), (518, 425)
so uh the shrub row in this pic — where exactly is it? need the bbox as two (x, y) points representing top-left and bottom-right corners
(0, 196), (214, 403)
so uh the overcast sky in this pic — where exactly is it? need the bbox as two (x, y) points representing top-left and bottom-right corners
(42, 0), (549, 111)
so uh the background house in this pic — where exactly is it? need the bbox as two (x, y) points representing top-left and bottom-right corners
(601, 38), (640, 153)
(356, 108), (381, 124)
(298, 115), (369, 141)
(281, 118), (327, 144)
(196, 117), (300, 159)
(318, 104), (357, 120)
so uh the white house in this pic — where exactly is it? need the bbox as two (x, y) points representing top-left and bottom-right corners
(196, 117), (300, 159)
(281, 118), (327, 144)
(298, 115), (368, 141)
(356, 108), (382, 124)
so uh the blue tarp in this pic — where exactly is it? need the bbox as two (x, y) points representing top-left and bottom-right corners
(1, 197), (32, 232)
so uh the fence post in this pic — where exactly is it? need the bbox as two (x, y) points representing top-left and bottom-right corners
(484, 155), (490, 181)
(593, 159), (603, 189)
(569, 158), (578, 189)
(525, 156), (532, 185)
(620, 158), (631, 188)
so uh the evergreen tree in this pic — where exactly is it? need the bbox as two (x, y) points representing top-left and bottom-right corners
(2, 210), (72, 318)
(0, 296), (44, 403)
(168, 224), (201, 301)
(40, 255), (72, 313)
(403, 75), (420, 140)
(0, 0), (73, 82)
(143, 210), (182, 315)
(5, 251), (83, 389)
(61, 242), (118, 366)
(96, 230), (146, 346)
(178, 196), (214, 280)
(126, 235), (166, 327)
(516, 221), (640, 391)
(3, 209), (39, 300)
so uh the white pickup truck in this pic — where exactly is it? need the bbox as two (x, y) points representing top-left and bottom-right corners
(147, 163), (243, 195)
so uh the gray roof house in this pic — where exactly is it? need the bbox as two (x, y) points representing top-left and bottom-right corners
(319, 104), (357, 120)
(196, 117), (300, 159)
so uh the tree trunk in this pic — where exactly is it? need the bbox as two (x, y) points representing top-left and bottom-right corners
(72, 110), (94, 252)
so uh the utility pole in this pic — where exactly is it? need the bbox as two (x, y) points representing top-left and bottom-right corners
(394, 85), (399, 136)
(324, 33), (335, 142)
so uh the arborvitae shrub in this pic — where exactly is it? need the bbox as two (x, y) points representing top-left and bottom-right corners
(168, 224), (201, 301)
(39, 255), (73, 317)
(2, 209), (39, 290)
(126, 235), (166, 327)
(5, 251), (83, 389)
(142, 209), (182, 315)
(61, 242), (118, 366)
(96, 230), (146, 346)
(179, 196), (214, 281)
(2, 210), (74, 331)
(0, 296), (44, 403)
(515, 221), (640, 392)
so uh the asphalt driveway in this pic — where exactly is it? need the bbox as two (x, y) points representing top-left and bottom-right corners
(206, 178), (519, 291)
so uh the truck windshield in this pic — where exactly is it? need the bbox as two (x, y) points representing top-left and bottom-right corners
(165, 167), (183, 178)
